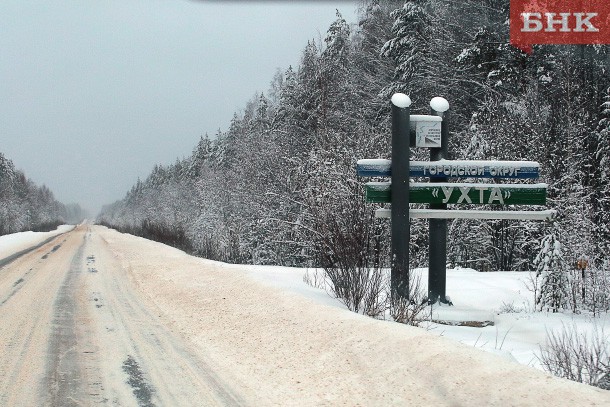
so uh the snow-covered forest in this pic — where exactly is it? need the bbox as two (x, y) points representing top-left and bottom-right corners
(97, 0), (610, 280)
(0, 151), (83, 234)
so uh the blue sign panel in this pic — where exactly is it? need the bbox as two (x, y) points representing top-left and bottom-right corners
(357, 159), (539, 179)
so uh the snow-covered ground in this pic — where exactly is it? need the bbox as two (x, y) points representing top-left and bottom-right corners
(2, 226), (606, 373)
(2, 226), (609, 404)
(241, 264), (610, 372)
(0, 225), (610, 374)
(0, 225), (74, 259)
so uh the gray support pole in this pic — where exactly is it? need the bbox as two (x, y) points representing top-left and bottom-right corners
(391, 93), (411, 300)
(428, 97), (450, 304)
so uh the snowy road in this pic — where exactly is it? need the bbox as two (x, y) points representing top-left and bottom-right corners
(0, 225), (242, 406)
(1, 225), (609, 406)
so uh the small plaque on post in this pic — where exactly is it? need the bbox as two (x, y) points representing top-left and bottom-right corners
(410, 115), (442, 148)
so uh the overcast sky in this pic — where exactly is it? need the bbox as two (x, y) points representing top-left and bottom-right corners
(0, 0), (357, 215)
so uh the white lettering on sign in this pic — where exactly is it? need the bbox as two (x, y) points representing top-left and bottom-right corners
(424, 164), (524, 178)
(522, 12), (543, 32)
(521, 12), (599, 33)
(441, 186), (453, 203)
(545, 12), (572, 32)
(431, 185), (508, 204)
(428, 165), (484, 177)
(489, 188), (504, 204)
(575, 13), (600, 32)
(457, 187), (472, 204)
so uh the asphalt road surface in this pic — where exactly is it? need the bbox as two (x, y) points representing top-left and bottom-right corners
(0, 225), (242, 406)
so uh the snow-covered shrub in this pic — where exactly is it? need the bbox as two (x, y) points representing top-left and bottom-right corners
(496, 301), (526, 314)
(302, 268), (325, 290)
(324, 266), (386, 317)
(389, 270), (428, 326)
(307, 183), (389, 317)
(539, 323), (610, 389)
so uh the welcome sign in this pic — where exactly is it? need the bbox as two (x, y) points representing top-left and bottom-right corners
(510, 0), (610, 52)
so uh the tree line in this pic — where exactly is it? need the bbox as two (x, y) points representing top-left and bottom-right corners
(0, 151), (85, 235)
(97, 0), (610, 286)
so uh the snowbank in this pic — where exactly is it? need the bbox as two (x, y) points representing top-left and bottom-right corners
(98, 226), (610, 406)
(0, 225), (74, 259)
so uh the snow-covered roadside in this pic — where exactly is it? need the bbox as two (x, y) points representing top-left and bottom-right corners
(98, 226), (610, 406)
(241, 264), (610, 370)
(0, 225), (74, 259)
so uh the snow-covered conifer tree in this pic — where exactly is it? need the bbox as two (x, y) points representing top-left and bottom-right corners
(381, 0), (430, 98)
(534, 226), (569, 312)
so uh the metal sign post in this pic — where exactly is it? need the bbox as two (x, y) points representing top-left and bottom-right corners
(356, 94), (555, 307)
(390, 93), (411, 300)
(428, 97), (450, 304)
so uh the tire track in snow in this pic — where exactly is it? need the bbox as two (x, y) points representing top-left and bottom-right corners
(0, 227), (84, 406)
(122, 355), (156, 407)
(0, 229), (71, 269)
(91, 231), (245, 406)
(44, 235), (92, 405)
(0, 238), (66, 308)
(1, 226), (246, 405)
